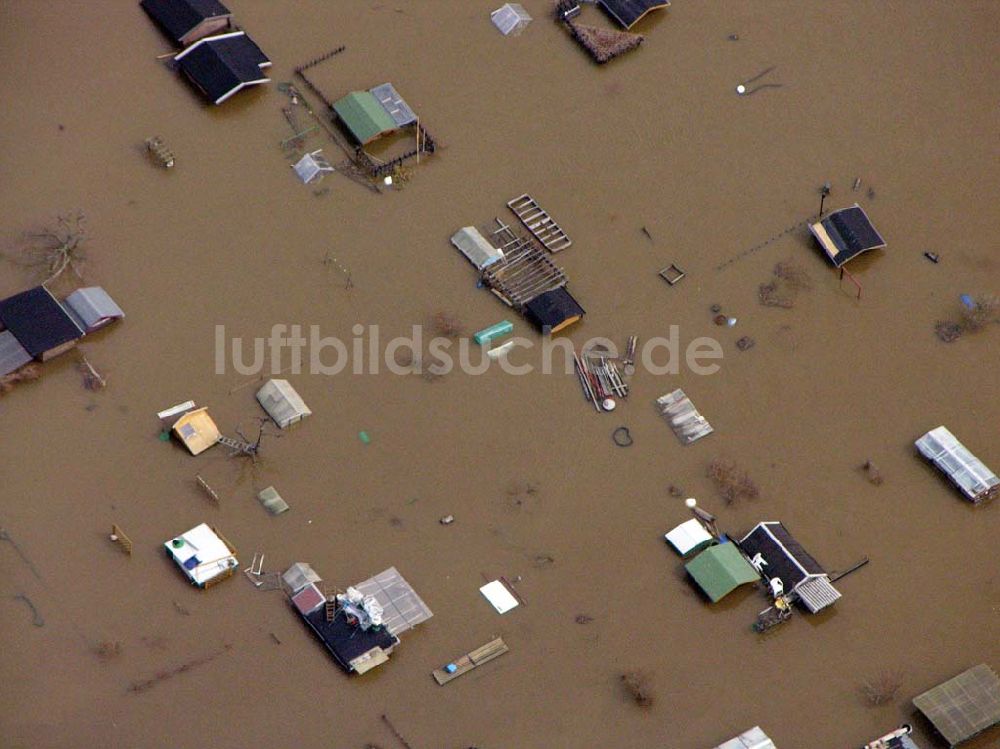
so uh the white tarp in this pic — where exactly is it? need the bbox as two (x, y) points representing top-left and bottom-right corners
(715, 726), (777, 749)
(480, 580), (519, 614)
(491, 3), (531, 36)
(451, 226), (504, 270)
(664, 518), (714, 556)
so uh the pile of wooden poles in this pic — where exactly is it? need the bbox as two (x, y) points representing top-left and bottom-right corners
(573, 345), (630, 412)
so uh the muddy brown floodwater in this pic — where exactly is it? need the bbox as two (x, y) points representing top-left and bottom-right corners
(1, 2), (998, 748)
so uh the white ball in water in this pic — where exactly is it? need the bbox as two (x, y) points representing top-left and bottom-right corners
(736, 84), (746, 95)
(685, 497), (697, 508)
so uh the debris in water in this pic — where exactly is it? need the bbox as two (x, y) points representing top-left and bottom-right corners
(736, 336), (755, 351)
(924, 251), (940, 263)
(439, 515), (455, 525)
(621, 670), (654, 707)
(612, 426), (633, 447)
(13, 593), (44, 627)
(862, 460), (884, 486)
(934, 320), (962, 342)
(575, 613), (594, 624)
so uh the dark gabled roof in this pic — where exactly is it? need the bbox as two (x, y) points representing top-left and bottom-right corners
(140, 0), (231, 44)
(174, 31), (270, 105)
(523, 287), (585, 333)
(810, 204), (886, 267)
(598, 0), (670, 29)
(0, 287), (83, 357)
(738, 521), (825, 591)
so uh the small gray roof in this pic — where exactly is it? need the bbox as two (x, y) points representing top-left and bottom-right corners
(0, 330), (32, 377)
(64, 287), (124, 332)
(256, 379), (311, 428)
(369, 83), (417, 127)
(282, 562), (322, 594)
(451, 226), (504, 270)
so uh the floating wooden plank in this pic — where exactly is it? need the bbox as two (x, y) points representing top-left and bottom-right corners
(110, 524), (133, 556)
(432, 637), (509, 685)
(656, 388), (713, 444)
(507, 194), (572, 253)
(658, 263), (685, 285)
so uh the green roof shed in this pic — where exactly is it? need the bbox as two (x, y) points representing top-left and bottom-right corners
(332, 91), (398, 145)
(684, 543), (759, 602)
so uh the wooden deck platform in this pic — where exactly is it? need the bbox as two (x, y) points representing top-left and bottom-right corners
(482, 220), (567, 309)
(432, 636), (508, 685)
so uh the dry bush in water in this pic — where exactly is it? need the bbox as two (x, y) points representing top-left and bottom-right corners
(432, 310), (464, 338)
(0, 363), (42, 396)
(935, 294), (998, 342)
(860, 670), (903, 706)
(861, 460), (884, 486)
(620, 670), (654, 708)
(92, 640), (123, 661)
(759, 260), (812, 309)
(959, 294), (999, 332)
(707, 459), (760, 504)
(19, 211), (88, 285)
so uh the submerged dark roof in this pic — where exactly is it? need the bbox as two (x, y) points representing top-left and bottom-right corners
(738, 521), (825, 591)
(598, 0), (670, 29)
(297, 603), (398, 672)
(523, 287), (585, 333)
(175, 32), (270, 105)
(811, 204), (886, 267)
(140, 0), (231, 44)
(0, 287), (83, 357)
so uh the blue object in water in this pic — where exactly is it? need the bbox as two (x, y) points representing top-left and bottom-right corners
(960, 294), (975, 310)
(359, 431), (371, 444)
(444, 663), (458, 674)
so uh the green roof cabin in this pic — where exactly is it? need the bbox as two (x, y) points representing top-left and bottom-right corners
(332, 90), (399, 145)
(684, 542), (760, 602)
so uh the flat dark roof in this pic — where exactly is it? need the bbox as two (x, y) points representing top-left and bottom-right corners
(297, 603), (398, 672)
(140, 0), (231, 44)
(0, 287), (82, 357)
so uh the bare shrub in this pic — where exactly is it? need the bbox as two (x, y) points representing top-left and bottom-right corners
(935, 320), (963, 342)
(19, 212), (88, 285)
(861, 460), (884, 486)
(621, 670), (654, 707)
(860, 670), (903, 706)
(959, 294), (999, 332)
(759, 260), (812, 309)
(0, 363), (42, 397)
(432, 310), (464, 338)
(707, 459), (759, 504)
(773, 260), (813, 290)
(92, 640), (123, 661)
